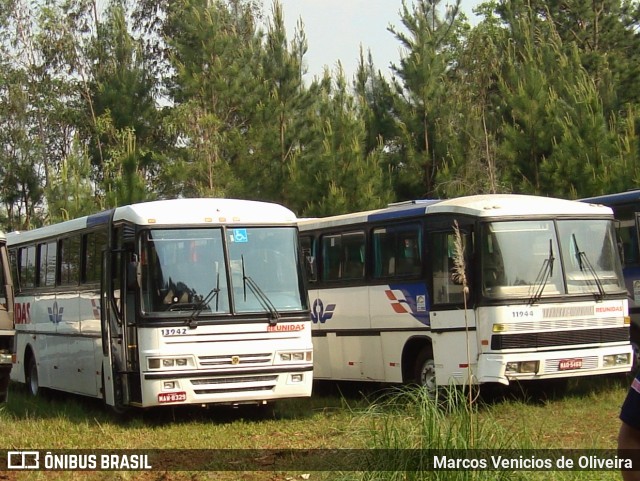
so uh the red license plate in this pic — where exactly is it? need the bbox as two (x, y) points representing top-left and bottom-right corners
(158, 391), (187, 403)
(558, 358), (583, 371)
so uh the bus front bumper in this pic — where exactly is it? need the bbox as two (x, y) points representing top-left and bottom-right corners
(476, 344), (633, 385)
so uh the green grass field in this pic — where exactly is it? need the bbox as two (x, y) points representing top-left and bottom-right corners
(0, 374), (634, 480)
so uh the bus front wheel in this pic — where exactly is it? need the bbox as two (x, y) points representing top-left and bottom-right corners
(26, 356), (39, 397)
(414, 348), (437, 397)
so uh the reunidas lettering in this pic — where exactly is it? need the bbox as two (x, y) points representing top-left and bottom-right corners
(267, 324), (304, 333)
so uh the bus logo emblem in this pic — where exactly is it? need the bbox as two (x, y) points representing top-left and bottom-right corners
(231, 356), (240, 365)
(47, 302), (64, 324)
(311, 299), (335, 324)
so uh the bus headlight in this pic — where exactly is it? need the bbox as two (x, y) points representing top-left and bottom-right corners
(148, 356), (193, 370)
(604, 353), (630, 367)
(505, 361), (539, 374)
(278, 351), (312, 363)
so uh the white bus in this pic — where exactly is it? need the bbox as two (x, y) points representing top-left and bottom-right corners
(0, 232), (14, 402)
(299, 194), (632, 392)
(9, 198), (313, 410)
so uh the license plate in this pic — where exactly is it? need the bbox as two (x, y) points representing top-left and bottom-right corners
(158, 391), (187, 403)
(558, 358), (583, 371)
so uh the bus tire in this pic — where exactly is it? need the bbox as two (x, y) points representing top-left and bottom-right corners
(414, 347), (437, 397)
(25, 355), (39, 397)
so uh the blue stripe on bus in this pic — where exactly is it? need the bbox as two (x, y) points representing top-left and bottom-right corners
(368, 201), (440, 223)
(582, 190), (640, 206)
(388, 282), (430, 326)
(87, 209), (113, 228)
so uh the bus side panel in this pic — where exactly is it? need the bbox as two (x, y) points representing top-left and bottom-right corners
(11, 330), (26, 384)
(370, 283), (431, 383)
(80, 291), (102, 396)
(48, 293), (79, 392)
(369, 283), (430, 330)
(37, 293), (100, 397)
(430, 324), (480, 388)
(310, 334), (332, 379)
(334, 332), (383, 381)
(30, 294), (56, 390)
(309, 286), (376, 381)
(379, 332), (414, 383)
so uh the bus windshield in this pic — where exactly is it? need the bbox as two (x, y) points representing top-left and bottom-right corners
(481, 219), (624, 300)
(140, 227), (306, 316)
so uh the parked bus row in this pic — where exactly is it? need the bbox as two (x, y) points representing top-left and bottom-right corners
(1, 194), (635, 409)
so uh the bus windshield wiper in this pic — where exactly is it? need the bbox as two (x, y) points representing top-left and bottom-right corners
(572, 234), (605, 301)
(529, 239), (555, 305)
(186, 273), (221, 329)
(241, 255), (280, 325)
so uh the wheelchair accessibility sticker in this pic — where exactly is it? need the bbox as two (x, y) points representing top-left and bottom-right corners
(232, 229), (248, 243)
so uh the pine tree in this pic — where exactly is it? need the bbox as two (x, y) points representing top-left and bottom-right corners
(387, 0), (462, 199)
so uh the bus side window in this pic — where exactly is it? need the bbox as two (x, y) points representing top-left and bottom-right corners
(617, 220), (638, 266)
(342, 232), (365, 280)
(373, 224), (421, 278)
(9, 250), (18, 295)
(38, 241), (57, 288)
(322, 235), (341, 281)
(19, 246), (36, 290)
(431, 230), (471, 305)
(59, 236), (81, 286)
(84, 230), (108, 284)
(321, 231), (365, 281)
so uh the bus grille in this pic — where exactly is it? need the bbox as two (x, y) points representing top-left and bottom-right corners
(491, 327), (629, 350)
(542, 306), (594, 318)
(191, 375), (278, 395)
(191, 375), (278, 385)
(198, 353), (272, 367)
(194, 386), (275, 394)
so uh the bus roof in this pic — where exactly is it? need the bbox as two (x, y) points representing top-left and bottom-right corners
(7, 198), (298, 246)
(298, 194), (613, 230)
(581, 190), (640, 207)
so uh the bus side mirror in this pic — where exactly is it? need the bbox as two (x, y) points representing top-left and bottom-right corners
(618, 238), (625, 265)
(128, 255), (141, 289)
(305, 255), (316, 281)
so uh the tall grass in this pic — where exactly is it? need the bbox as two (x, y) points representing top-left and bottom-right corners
(341, 386), (527, 481)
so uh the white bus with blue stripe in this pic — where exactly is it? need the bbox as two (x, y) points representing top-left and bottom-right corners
(299, 194), (632, 392)
(8, 199), (313, 410)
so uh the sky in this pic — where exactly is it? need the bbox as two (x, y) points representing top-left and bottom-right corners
(279, 0), (481, 81)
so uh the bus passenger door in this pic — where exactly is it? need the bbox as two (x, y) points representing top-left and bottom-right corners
(101, 249), (121, 407)
(428, 227), (478, 388)
(101, 238), (140, 409)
